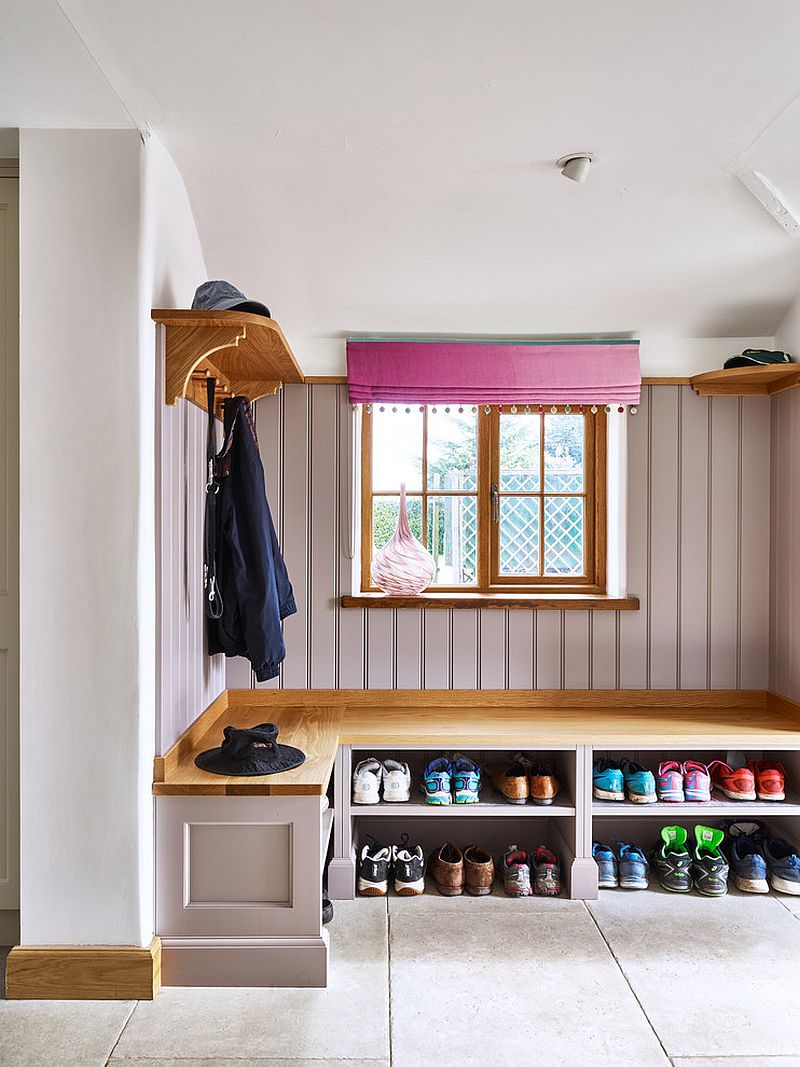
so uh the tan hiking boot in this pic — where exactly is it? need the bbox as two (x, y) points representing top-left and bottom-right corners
(464, 845), (495, 896)
(429, 842), (464, 895)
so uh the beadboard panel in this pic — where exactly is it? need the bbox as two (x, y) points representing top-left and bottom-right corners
(770, 387), (800, 701)
(156, 378), (226, 754)
(231, 383), (772, 694)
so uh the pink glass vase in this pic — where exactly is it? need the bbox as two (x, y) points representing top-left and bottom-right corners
(371, 483), (436, 595)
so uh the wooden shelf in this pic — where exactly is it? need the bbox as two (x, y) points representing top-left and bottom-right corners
(341, 593), (640, 610)
(690, 364), (800, 396)
(352, 787), (575, 817)
(152, 308), (304, 416)
(593, 789), (800, 817)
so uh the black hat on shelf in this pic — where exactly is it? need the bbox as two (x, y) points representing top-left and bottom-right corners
(192, 280), (271, 319)
(194, 722), (305, 776)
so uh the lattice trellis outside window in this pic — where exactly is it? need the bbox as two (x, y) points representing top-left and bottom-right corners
(361, 405), (606, 595)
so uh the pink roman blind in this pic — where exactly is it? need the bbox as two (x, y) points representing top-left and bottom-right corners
(346, 339), (641, 406)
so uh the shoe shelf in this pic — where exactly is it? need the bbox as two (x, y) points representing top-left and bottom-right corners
(352, 788), (576, 817)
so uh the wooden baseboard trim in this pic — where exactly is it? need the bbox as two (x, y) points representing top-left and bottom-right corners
(5, 936), (161, 1000)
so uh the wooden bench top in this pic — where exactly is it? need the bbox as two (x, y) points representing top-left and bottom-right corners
(153, 689), (800, 797)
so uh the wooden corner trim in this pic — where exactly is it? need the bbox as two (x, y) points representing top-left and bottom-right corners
(768, 690), (800, 727)
(5, 937), (161, 1000)
(154, 689), (230, 783)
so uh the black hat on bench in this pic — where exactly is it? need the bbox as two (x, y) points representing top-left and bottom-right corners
(195, 722), (305, 776)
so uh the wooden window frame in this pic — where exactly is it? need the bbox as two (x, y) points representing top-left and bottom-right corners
(360, 406), (606, 596)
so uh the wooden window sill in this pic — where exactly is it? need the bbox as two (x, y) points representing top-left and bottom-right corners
(341, 593), (639, 610)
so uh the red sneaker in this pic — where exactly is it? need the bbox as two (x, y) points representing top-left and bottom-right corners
(748, 760), (786, 802)
(709, 760), (756, 801)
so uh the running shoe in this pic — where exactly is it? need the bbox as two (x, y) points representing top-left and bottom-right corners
(682, 760), (711, 803)
(451, 755), (481, 804)
(708, 760), (756, 801)
(652, 825), (692, 892)
(420, 756), (453, 805)
(352, 758), (383, 805)
(531, 845), (561, 896)
(656, 761), (685, 803)
(747, 760), (786, 802)
(593, 758), (625, 802)
(358, 840), (392, 896)
(617, 842), (649, 889)
(726, 826), (769, 894)
(763, 835), (800, 895)
(381, 759), (412, 802)
(500, 845), (533, 897)
(592, 842), (618, 888)
(692, 825), (729, 896)
(620, 758), (657, 804)
(392, 837), (426, 896)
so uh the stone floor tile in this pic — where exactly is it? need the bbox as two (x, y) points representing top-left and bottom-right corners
(111, 1060), (388, 1066)
(112, 900), (389, 1062)
(388, 895), (668, 1067)
(0, 999), (134, 1066)
(589, 887), (800, 1058)
(673, 1059), (800, 1067)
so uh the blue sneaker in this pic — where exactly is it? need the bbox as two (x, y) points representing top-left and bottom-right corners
(592, 842), (618, 888)
(763, 836), (800, 896)
(451, 755), (481, 804)
(593, 758), (624, 802)
(620, 758), (657, 804)
(420, 757), (452, 805)
(616, 841), (649, 889)
(722, 821), (769, 894)
(728, 830), (769, 894)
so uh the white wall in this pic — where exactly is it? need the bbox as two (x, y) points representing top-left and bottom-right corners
(19, 128), (208, 947)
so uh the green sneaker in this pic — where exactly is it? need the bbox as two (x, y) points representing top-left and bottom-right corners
(692, 825), (729, 896)
(652, 825), (692, 892)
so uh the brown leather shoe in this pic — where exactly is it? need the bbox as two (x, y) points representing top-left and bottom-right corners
(491, 761), (529, 804)
(429, 842), (464, 895)
(529, 763), (559, 806)
(464, 845), (495, 895)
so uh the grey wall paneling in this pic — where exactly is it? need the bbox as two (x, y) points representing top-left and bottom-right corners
(770, 388), (800, 701)
(156, 324), (226, 754)
(167, 381), (772, 708)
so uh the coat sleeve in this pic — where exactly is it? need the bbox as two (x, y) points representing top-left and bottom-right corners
(228, 443), (295, 681)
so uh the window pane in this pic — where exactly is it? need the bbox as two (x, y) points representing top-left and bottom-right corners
(544, 413), (584, 492)
(427, 496), (477, 586)
(499, 413), (540, 491)
(372, 495), (423, 553)
(372, 408), (423, 491)
(427, 407), (478, 492)
(498, 496), (540, 575)
(544, 496), (584, 575)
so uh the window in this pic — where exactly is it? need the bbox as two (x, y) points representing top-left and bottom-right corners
(360, 405), (606, 595)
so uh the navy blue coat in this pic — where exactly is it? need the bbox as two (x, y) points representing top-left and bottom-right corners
(207, 397), (296, 681)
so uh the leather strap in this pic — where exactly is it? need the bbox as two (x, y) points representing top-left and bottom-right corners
(203, 377), (224, 619)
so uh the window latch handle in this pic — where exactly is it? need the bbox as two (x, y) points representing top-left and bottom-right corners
(491, 482), (499, 522)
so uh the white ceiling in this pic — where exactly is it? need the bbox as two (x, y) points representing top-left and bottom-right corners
(5, 1), (800, 372)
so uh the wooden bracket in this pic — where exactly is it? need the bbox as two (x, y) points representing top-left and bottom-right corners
(152, 309), (304, 417)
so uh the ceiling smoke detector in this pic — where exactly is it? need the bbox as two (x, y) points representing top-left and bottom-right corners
(557, 153), (594, 183)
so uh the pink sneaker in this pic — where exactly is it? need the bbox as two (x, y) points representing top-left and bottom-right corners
(683, 760), (711, 802)
(657, 761), (684, 802)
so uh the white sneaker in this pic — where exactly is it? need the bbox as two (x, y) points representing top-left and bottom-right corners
(352, 758), (383, 804)
(382, 760), (412, 802)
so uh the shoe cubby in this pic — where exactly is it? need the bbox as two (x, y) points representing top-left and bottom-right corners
(591, 747), (800, 818)
(349, 747), (577, 816)
(330, 744), (583, 900)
